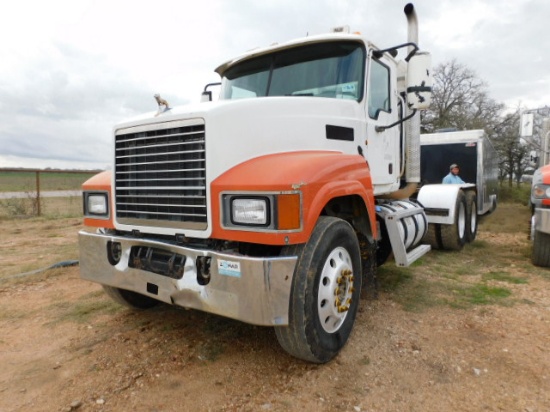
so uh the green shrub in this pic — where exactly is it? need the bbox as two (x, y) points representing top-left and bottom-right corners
(498, 183), (531, 205)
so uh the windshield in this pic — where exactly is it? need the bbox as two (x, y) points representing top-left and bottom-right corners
(220, 41), (365, 101)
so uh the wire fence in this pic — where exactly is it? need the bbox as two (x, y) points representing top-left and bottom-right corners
(0, 169), (102, 218)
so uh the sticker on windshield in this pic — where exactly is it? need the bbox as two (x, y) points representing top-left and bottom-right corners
(218, 259), (242, 277)
(341, 83), (356, 93)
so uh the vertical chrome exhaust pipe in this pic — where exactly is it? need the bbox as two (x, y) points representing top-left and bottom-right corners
(404, 3), (418, 47)
(404, 3), (421, 188)
(386, 3), (421, 200)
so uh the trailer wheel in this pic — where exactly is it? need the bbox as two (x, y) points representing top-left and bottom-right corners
(532, 229), (550, 267)
(275, 216), (362, 363)
(440, 190), (467, 250)
(465, 191), (478, 242)
(102, 285), (159, 309)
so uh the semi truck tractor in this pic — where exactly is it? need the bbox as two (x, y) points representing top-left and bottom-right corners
(79, 4), (465, 363)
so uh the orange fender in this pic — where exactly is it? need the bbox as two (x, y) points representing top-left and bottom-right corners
(211, 151), (376, 245)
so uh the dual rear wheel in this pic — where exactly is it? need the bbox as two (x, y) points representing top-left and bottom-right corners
(423, 190), (477, 250)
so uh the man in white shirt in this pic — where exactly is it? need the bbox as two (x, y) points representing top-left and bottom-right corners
(442, 163), (465, 184)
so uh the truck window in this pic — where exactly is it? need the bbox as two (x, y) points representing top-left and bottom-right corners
(368, 59), (390, 119)
(220, 41), (365, 101)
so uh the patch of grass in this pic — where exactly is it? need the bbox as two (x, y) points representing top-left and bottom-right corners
(452, 284), (512, 307)
(0, 196), (83, 219)
(395, 278), (453, 312)
(377, 206), (532, 312)
(482, 271), (528, 284)
(479, 202), (531, 234)
(378, 265), (413, 293)
(0, 196), (37, 217)
(468, 240), (489, 249)
(498, 184), (531, 205)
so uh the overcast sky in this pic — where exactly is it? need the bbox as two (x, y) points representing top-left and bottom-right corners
(1, 0), (549, 170)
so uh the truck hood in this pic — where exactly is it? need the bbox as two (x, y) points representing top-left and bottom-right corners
(114, 97), (366, 182)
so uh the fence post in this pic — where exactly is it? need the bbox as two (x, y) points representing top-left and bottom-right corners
(35, 171), (41, 216)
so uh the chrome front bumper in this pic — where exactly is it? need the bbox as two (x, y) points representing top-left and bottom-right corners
(78, 230), (297, 326)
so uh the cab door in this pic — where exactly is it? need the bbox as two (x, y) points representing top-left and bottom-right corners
(363, 54), (401, 195)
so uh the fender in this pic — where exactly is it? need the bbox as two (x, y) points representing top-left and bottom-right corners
(211, 151), (377, 245)
(82, 171), (114, 229)
(417, 183), (473, 225)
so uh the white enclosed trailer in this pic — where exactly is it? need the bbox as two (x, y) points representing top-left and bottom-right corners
(417, 130), (499, 250)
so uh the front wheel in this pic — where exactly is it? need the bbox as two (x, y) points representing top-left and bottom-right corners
(275, 216), (362, 363)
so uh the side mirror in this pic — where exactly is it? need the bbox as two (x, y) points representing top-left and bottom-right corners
(201, 91), (213, 102)
(201, 82), (222, 103)
(407, 52), (432, 110)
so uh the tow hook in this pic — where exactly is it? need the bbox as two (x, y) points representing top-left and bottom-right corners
(196, 256), (212, 285)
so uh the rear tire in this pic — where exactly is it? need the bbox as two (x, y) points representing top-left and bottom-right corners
(275, 216), (362, 363)
(422, 224), (441, 250)
(440, 190), (467, 250)
(103, 285), (159, 309)
(465, 191), (478, 243)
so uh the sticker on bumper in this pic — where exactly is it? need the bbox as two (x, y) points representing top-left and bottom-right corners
(217, 259), (241, 277)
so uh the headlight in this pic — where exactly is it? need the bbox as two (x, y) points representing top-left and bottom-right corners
(231, 198), (269, 225)
(221, 192), (301, 231)
(532, 184), (550, 199)
(84, 192), (109, 217)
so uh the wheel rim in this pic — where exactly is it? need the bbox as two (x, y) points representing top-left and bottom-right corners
(317, 246), (355, 333)
(470, 204), (477, 236)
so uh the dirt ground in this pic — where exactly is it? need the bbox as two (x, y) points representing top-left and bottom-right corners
(1, 206), (549, 412)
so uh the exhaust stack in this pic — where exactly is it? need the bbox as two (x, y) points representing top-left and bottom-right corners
(404, 3), (421, 186)
(390, 3), (421, 200)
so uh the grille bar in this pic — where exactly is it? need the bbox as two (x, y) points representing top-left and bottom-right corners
(116, 177), (205, 183)
(116, 168), (205, 174)
(116, 129), (203, 144)
(116, 140), (203, 152)
(116, 149), (205, 160)
(115, 159), (204, 168)
(115, 121), (207, 229)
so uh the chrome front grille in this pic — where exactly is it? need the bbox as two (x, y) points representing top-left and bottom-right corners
(114, 119), (207, 230)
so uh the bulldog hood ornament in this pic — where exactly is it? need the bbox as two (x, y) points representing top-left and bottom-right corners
(154, 94), (171, 116)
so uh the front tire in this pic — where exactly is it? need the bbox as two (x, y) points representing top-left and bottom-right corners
(275, 216), (362, 363)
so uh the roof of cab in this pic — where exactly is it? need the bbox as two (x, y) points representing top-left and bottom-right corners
(214, 32), (371, 76)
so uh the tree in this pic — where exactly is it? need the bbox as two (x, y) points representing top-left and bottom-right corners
(421, 60), (504, 135)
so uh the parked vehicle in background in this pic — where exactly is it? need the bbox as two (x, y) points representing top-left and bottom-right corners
(417, 130), (499, 250)
(530, 164), (550, 266)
